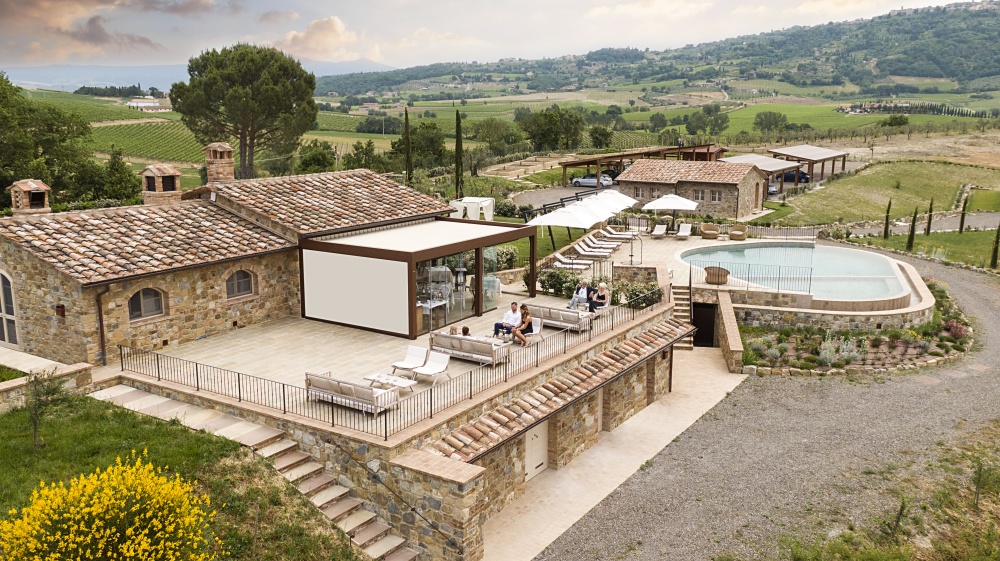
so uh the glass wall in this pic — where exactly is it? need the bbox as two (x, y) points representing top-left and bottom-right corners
(415, 249), (477, 335)
(482, 245), (499, 314)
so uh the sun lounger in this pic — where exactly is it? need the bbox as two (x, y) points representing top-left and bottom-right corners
(554, 253), (594, 267)
(650, 224), (667, 239)
(576, 240), (613, 254)
(572, 247), (610, 260)
(600, 227), (637, 240)
(583, 234), (621, 248)
(391, 345), (427, 375)
(676, 223), (692, 240)
(410, 351), (452, 386)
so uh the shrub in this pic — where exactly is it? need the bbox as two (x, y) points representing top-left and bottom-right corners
(494, 199), (517, 217)
(618, 281), (664, 309)
(798, 360), (818, 370)
(943, 319), (969, 340)
(496, 245), (518, 270)
(779, 327), (793, 338)
(938, 342), (952, 353)
(742, 349), (759, 366)
(870, 335), (884, 349)
(0, 450), (220, 560)
(831, 360), (845, 368)
(537, 268), (580, 298)
(749, 340), (768, 355)
(928, 350), (944, 357)
(766, 348), (781, 361)
(953, 343), (967, 353)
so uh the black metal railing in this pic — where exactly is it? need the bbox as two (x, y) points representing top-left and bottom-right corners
(119, 286), (669, 441)
(687, 259), (813, 293)
(711, 223), (817, 240)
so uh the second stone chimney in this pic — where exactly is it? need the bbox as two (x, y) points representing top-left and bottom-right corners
(205, 142), (235, 182)
(7, 179), (51, 215)
(139, 165), (183, 205)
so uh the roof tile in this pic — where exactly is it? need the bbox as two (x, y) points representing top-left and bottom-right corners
(616, 159), (758, 185)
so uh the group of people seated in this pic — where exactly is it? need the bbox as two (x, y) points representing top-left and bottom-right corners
(492, 302), (535, 347)
(566, 280), (610, 313)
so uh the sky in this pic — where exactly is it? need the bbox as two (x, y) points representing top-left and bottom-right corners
(0, 0), (958, 69)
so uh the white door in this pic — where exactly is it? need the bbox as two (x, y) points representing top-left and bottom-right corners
(524, 420), (549, 482)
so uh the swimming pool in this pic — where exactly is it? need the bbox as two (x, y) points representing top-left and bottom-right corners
(681, 243), (906, 300)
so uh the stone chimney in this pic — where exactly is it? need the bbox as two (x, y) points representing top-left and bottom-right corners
(139, 164), (183, 205)
(7, 179), (51, 215)
(205, 142), (235, 182)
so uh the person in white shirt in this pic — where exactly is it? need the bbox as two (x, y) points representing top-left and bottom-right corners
(566, 280), (595, 309)
(493, 301), (521, 337)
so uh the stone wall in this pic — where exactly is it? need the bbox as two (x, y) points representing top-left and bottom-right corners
(601, 367), (647, 432)
(649, 350), (672, 401)
(733, 305), (933, 331)
(715, 292), (744, 373)
(549, 391), (600, 469)
(618, 171), (765, 221)
(0, 363), (93, 413)
(613, 265), (659, 285)
(473, 435), (525, 520)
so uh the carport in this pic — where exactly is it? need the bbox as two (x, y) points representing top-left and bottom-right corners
(558, 144), (716, 186)
(766, 145), (849, 181)
(719, 154), (804, 194)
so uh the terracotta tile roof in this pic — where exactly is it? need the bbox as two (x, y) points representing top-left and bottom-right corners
(205, 169), (453, 236)
(424, 318), (696, 463)
(616, 159), (758, 185)
(0, 201), (295, 285)
(140, 164), (181, 176)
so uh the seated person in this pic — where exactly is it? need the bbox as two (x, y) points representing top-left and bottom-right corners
(567, 280), (596, 309)
(449, 326), (460, 335)
(512, 304), (534, 347)
(461, 326), (471, 336)
(493, 301), (521, 337)
(590, 283), (610, 313)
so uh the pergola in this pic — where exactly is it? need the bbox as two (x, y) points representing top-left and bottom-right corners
(558, 144), (717, 186)
(766, 144), (849, 181)
(719, 153), (803, 193)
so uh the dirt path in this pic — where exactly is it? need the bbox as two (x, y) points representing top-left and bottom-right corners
(535, 251), (1000, 561)
(91, 118), (172, 127)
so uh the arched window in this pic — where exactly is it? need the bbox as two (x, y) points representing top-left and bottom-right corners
(128, 288), (164, 320)
(226, 270), (254, 299)
(0, 274), (17, 345)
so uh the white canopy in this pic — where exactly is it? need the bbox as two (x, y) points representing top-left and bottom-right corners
(596, 190), (638, 210)
(527, 208), (599, 229)
(449, 197), (496, 221)
(642, 194), (699, 211)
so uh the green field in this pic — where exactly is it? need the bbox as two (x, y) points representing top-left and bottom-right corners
(89, 121), (209, 163)
(22, 89), (170, 122)
(316, 111), (364, 131)
(731, 79), (862, 97)
(864, 230), (999, 268)
(966, 189), (1000, 211)
(750, 201), (797, 225)
(778, 161), (1000, 225)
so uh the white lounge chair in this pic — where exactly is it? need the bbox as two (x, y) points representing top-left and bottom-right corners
(392, 345), (427, 375)
(554, 253), (594, 266)
(527, 317), (544, 344)
(553, 259), (590, 271)
(650, 224), (668, 239)
(584, 234), (621, 249)
(676, 223), (692, 240)
(576, 240), (613, 254)
(411, 351), (451, 385)
(607, 225), (637, 236)
(600, 227), (637, 240)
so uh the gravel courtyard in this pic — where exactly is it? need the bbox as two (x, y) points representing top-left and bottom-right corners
(535, 248), (1000, 561)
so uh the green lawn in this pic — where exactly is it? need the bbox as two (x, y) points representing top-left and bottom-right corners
(863, 230), (999, 269)
(778, 161), (1000, 225)
(750, 201), (797, 225)
(495, 216), (590, 261)
(966, 189), (1000, 212)
(0, 396), (357, 560)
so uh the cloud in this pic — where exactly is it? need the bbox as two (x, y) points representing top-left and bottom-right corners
(392, 27), (486, 50)
(586, 0), (712, 20)
(258, 10), (299, 24)
(62, 15), (164, 49)
(120, 0), (216, 15)
(275, 16), (359, 61)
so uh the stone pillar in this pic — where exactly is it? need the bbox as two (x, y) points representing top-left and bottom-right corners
(205, 142), (236, 182)
(548, 391), (600, 468)
(390, 449), (487, 561)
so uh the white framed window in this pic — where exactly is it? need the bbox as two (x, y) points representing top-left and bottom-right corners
(635, 186), (644, 199)
(711, 190), (722, 202)
(0, 274), (17, 345)
(226, 270), (254, 299)
(694, 190), (705, 201)
(129, 288), (164, 321)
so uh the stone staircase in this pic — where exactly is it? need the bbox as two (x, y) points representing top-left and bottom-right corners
(88, 385), (419, 561)
(671, 285), (694, 350)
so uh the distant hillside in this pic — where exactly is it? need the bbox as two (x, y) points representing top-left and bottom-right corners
(317, 3), (1000, 96)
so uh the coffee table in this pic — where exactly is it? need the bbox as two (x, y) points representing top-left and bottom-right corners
(364, 372), (419, 392)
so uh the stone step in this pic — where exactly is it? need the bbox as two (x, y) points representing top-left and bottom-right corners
(281, 461), (323, 484)
(88, 384), (137, 401)
(310, 485), (349, 509)
(352, 521), (390, 548)
(297, 473), (337, 497)
(364, 535), (406, 560)
(337, 509), (376, 535)
(273, 450), (311, 472)
(256, 439), (299, 459)
(322, 497), (363, 522)
(233, 425), (285, 448)
(384, 548), (420, 561)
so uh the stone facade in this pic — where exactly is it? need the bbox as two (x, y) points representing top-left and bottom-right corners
(714, 292), (744, 373)
(473, 436), (525, 519)
(548, 391), (600, 468)
(601, 367), (648, 432)
(618, 171), (766, 221)
(612, 265), (659, 285)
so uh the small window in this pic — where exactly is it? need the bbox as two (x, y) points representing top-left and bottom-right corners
(226, 270), (253, 299)
(145, 176), (156, 192)
(162, 176), (176, 192)
(635, 186), (644, 199)
(128, 288), (164, 320)
(29, 191), (46, 209)
(711, 190), (722, 202)
(694, 190), (705, 201)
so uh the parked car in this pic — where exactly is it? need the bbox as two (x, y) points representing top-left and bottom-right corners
(601, 169), (620, 180)
(768, 183), (780, 195)
(572, 174), (613, 188)
(780, 170), (811, 183)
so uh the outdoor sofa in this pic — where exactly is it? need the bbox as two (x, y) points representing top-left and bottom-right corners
(429, 331), (510, 365)
(530, 304), (593, 331)
(305, 371), (399, 415)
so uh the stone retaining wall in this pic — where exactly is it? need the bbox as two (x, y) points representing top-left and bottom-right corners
(550, 391), (600, 468)
(715, 292), (744, 374)
(0, 363), (94, 413)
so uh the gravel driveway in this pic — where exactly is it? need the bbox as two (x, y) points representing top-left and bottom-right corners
(535, 249), (1000, 561)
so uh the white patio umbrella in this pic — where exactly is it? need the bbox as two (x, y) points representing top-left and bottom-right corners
(528, 208), (602, 250)
(642, 193), (699, 229)
(596, 190), (638, 211)
(573, 195), (621, 217)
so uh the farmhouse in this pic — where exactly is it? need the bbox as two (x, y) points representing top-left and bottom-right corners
(615, 159), (768, 220)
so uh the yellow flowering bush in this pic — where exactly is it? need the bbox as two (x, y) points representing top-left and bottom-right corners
(0, 450), (220, 560)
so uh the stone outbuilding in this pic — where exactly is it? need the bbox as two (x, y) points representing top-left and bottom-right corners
(615, 159), (769, 220)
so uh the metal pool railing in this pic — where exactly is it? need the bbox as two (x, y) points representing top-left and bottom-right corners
(687, 259), (813, 293)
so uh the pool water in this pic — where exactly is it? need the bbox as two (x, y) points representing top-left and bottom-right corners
(682, 244), (905, 300)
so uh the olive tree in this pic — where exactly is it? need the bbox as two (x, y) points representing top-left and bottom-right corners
(170, 44), (318, 179)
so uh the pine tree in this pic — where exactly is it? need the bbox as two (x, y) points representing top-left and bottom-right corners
(906, 208), (917, 252)
(883, 198), (892, 239)
(455, 110), (464, 199)
(403, 108), (413, 185)
(959, 197), (968, 234)
(925, 197), (934, 235)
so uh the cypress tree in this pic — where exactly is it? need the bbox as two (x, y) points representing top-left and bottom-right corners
(959, 197), (968, 234)
(992, 221), (1000, 269)
(925, 197), (934, 235)
(455, 110), (463, 199)
(403, 108), (413, 185)
(906, 208), (917, 251)
(883, 198), (892, 239)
